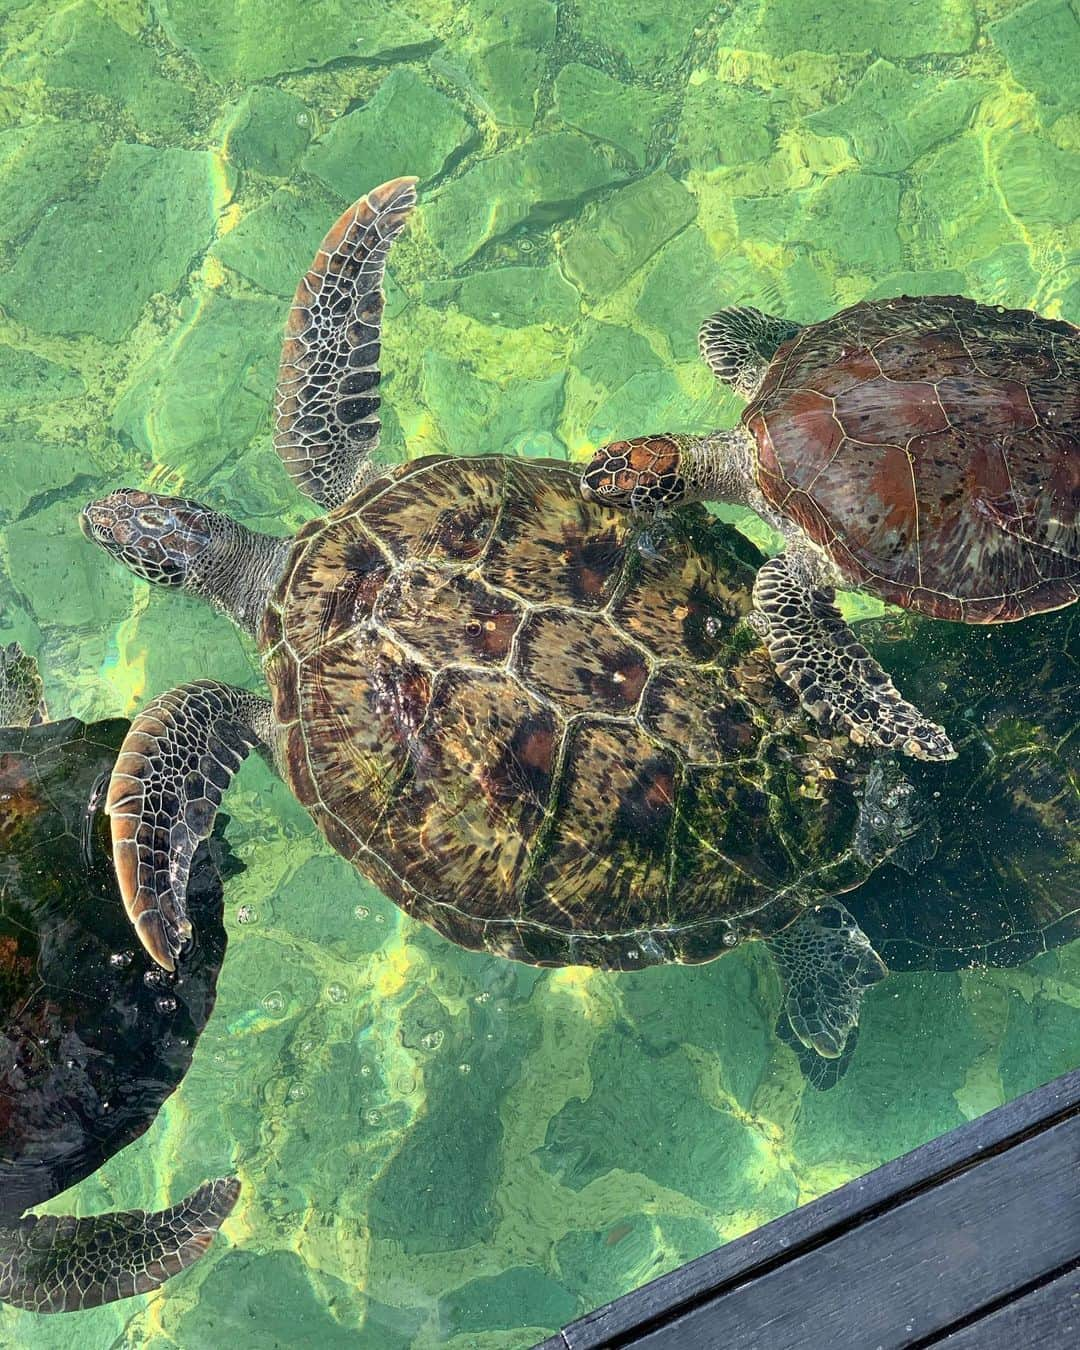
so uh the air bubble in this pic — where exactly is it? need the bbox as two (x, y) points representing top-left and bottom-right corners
(722, 931), (739, 947)
(262, 991), (286, 1014)
(365, 1108), (381, 1125)
(326, 982), (347, 1003)
(704, 617), (722, 637)
(474, 991), (491, 1005)
(420, 1029), (444, 1052)
(458, 1062), (471, 1075)
(296, 111), (310, 127)
(354, 904), (370, 920)
(360, 1064), (372, 1078)
(287, 1082), (309, 1101)
(155, 995), (177, 1014)
(143, 967), (168, 988)
(237, 904), (256, 925)
(109, 950), (133, 968)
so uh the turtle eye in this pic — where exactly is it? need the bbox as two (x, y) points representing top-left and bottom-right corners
(135, 507), (169, 531)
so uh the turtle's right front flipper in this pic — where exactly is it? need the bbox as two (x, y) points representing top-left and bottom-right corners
(0, 1177), (239, 1313)
(107, 682), (273, 970)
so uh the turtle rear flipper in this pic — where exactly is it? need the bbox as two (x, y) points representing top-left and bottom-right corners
(765, 903), (887, 1059)
(0, 1176), (240, 1313)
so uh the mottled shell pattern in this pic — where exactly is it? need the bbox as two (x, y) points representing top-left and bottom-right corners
(745, 295), (1080, 620)
(262, 456), (869, 967)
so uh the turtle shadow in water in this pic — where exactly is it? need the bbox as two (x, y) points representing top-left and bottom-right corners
(0, 690), (243, 1312)
(778, 604), (1080, 1089)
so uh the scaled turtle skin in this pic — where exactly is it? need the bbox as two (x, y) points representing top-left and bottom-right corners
(0, 648), (239, 1313)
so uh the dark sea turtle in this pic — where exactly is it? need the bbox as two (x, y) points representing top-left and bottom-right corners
(0, 643), (239, 1312)
(79, 178), (927, 1064)
(579, 297), (1079, 762)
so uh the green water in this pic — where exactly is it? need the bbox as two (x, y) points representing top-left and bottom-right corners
(0, 0), (1078, 1345)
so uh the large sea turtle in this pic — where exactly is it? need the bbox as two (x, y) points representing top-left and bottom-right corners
(0, 643), (239, 1313)
(579, 297), (1079, 761)
(79, 178), (919, 1064)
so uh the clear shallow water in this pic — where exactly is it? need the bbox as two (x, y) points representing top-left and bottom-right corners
(0, 0), (1078, 1345)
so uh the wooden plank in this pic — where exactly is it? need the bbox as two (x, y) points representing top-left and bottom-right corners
(624, 1112), (1080, 1349)
(932, 1264), (1080, 1347)
(547, 1067), (1080, 1349)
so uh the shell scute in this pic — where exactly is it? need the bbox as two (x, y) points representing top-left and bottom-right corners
(359, 456), (504, 564)
(378, 565), (523, 668)
(515, 608), (649, 716)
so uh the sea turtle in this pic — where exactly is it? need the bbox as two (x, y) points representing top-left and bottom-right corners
(79, 178), (918, 1064)
(579, 297), (1080, 761)
(0, 643), (239, 1312)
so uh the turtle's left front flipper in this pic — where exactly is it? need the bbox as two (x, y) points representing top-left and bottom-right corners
(765, 902), (887, 1059)
(0, 1177), (239, 1313)
(751, 552), (956, 761)
(107, 682), (273, 970)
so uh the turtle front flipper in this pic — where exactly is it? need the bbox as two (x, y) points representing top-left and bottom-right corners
(0, 1177), (239, 1313)
(765, 903), (886, 1059)
(107, 682), (273, 970)
(751, 552), (956, 761)
(0, 642), (46, 727)
(274, 176), (418, 511)
(698, 306), (800, 397)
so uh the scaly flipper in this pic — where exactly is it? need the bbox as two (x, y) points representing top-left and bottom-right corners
(0, 642), (46, 727)
(751, 552), (956, 761)
(765, 903), (886, 1059)
(698, 306), (801, 397)
(106, 682), (273, 970)
(0, 1177), (239, 1313)
(274, 176), (418, 510)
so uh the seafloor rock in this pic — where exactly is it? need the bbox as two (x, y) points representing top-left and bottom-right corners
(907, 135), (1019, 268)
(677, 80), (774, 168)
(426, 132), (625, 267)
(457, 263), (580, 327)
(989, 0), (1080, 117)
(0, 141), (223, 343)
(635, 226), (739, 360)
(0, 121), (105, 247)
(716, 0), (976, 58)
(805, 59), (987, 174)
(9, 1), (195, 137)
(992, 133), (1080, 227)
(422, 352), (567, 460)
(151, 0), (434, 82)
(436, 0), (556, 128)
(221, 86), (311, 178)
(559, 171), (697, 299)
(439, 1264), (577, 1336)
(574, 0), (717, 76)
(113, 291), (280, 476)
(0, 423), (92, 524)
(212, 186), (345, 297)
(0, 346), (84, 413)
(303, 69), (471, 201)
(552, 62), (675, 168)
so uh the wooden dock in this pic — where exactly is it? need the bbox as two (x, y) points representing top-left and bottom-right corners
(537, 1067), (1080, 1349)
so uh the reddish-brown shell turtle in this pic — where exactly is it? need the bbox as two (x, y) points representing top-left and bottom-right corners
(745, 295), (1080, 622)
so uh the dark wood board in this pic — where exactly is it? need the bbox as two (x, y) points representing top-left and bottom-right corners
(538, 1066), (1080, 1350)
(933, 1264), (1080, 1348)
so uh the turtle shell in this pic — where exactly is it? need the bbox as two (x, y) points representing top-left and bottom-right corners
(744, 295), (1080, 621)
(262, 456), (875, 969)
(0, 716), (234, 1216)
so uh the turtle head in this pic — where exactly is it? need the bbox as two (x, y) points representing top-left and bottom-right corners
(580, 435), (689, 514)
(80, 489), (219, 590)
(81, 489), (289, 639)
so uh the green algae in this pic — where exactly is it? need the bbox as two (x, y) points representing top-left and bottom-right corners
(0, 1), (1077, 1347)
